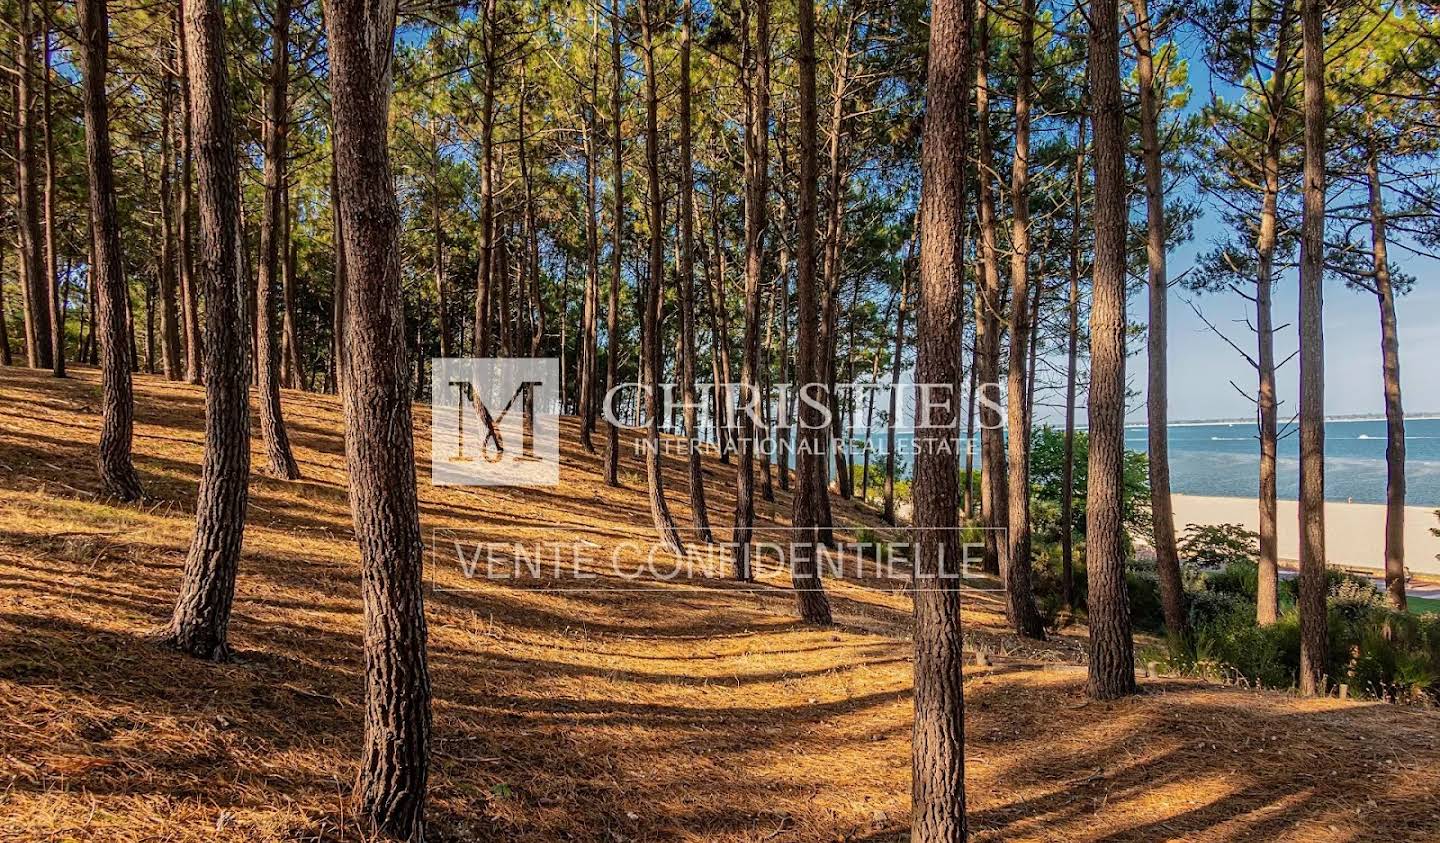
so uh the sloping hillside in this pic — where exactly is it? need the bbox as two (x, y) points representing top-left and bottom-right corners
(2, 366), (1439, 841)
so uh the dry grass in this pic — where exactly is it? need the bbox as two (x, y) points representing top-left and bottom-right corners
(2, 366), (1439, 841)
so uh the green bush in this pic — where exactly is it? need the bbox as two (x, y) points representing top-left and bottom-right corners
(1178, 522), (1259, 571)
(1205, 560), (1259, 601)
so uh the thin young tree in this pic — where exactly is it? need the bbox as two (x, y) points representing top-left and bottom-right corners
(162, 0), (251, 658)
(678, 0), (713, 542)
(734, 0), (771, 579)
(789, 0), (833, 625)
(973, 0), (1006, 577)
(1134, 0), (1186, 638)
(16, 0), (52, 370)
(40, 0), (63, 378)
(1085, 0), (1137, 700)
(175, 5), (203, 385)
(910, 0), (972, 835)
(1002, 0), (1046, 640)
(603, 1), (624, 487)
(882, 236), (911, 526)
(256, 0), (300, 479)
(579, 12), (602, 452)
(76, 0), (143, 501)
(1060, 108), (1086, 612)
(325, 0), (433, 833)
(157, 24), (183, 382)
(1296, 0), (1328, 697)
(1364, 134), (1406, 611)
(636, 0), (685, 554)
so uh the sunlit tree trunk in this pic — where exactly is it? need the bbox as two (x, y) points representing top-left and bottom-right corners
(734, 0), (771, 579)
(579, 14), (601, 452)
(1061, 110), (1085, 613)
(256, 0), (300, 479)
(1253, 6), (1292, 625)
(1134, 0), (1186, 639)
(1085, 0), (1137, 700)
(790, 0), (834, 625)
(16, 0), (51, 370)
(77, 0), (143, 501)
(602, 2), (624, 487)
(40, 0), (64, 377)
(162, 0), (252, 657)
(157, 25), (183, 382)
(973, 1), (1006, 577)
(636, 0), (685, 554)
(1003, 0), (1045, 640)
(175, 5), (202, 384)
(679, 0), (713, 541)
(910, 0), (972, 834)
(1365, 137), (1406, 612)
(1296, 0), (1328, 698)
(325, 0), (432, 832)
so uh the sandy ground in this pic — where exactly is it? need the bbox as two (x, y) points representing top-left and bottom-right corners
(4, 366), (1440, 841)
(1171, 494), (1440, 575)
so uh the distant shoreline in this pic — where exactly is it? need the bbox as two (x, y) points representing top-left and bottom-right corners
(1125, 415), (1440, 428)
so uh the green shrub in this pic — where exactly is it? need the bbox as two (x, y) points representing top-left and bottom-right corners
(1178, 522), (1259, 571)
(1205, 560), (1259, 601)
(1186, 589), (1250, 629)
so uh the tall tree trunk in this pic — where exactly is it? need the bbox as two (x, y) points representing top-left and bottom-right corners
(1253, 5), (1292, 625)
(429, 122), (449, 359)
(518, 67), (544, 362)
(579, 15), (601, 452)
(1085, 0), (1137, 700)
(678, 0), (713, 541)
(16, 0), (52, 370)
(176, 6), (202, 384)
(330, 149), (347, 395)
(883, 237), (912, 524)
(281, 186), (302, 387)
(973, 1), (1006, 577)
(1366, 138), (1406, 612)
(1296, 0), (1327, 698)
(157, 29), (183, 382)
(77, 0), (143, 501)
(759, 265), (778, 503)
(1061, 110), (1085, 613)
(789, 0), (833, 625)
(705, 188), (736, 463)
(162, 0), (251, 657)
(325, 0), (432, 834)
(819, 7), (857, 504)
(0, 227), (10, 366)
(775, 150), (793, 493)
(910, 0), (972, 834)
(473, 0), (497, 360)
(962, 352), (976, 516)
(256, 0), (300, 479)
(1002, 0), (1045, 640)
(40, 0), (64, 377)
(733, 0), (770, 579)
(1134, 0), (1186, 639)
(602, 3), (624, 487)
(637, 0), (685, 554)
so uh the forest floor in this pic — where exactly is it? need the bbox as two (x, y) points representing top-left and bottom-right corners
(3, 366), (1440, 842)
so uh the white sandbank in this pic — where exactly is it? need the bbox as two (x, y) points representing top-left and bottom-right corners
(1170, 494), (1440, 575)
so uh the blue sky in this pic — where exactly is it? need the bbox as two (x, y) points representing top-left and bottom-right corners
(1109, 27), (1440, 426)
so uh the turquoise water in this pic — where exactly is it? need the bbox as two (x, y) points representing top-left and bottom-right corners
(1123, 417), (1440, 506)
(865, 417), (1440, 506)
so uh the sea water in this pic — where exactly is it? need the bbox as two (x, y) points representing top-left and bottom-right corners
(1122, 417), (1440, 506)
